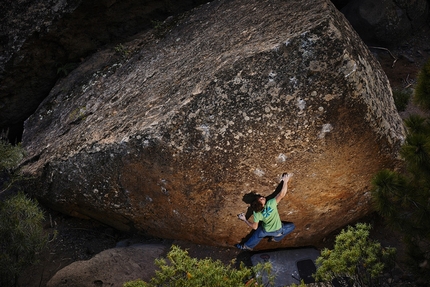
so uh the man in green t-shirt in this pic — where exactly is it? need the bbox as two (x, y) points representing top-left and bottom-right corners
(236, 173), (295, 250)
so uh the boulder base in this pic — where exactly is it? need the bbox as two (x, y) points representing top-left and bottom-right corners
(46, 244), (169, 287)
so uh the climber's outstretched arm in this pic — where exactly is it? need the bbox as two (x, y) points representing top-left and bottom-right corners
(238, 213), (258, 230)
(275, 173), (292, 204)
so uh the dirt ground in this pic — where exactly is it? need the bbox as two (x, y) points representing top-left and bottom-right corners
(18, 24), (430, 287)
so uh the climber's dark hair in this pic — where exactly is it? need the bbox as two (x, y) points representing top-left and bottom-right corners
(251, 197), (265, 212)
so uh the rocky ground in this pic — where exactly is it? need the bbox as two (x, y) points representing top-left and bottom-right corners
(18, 208), (243, 287)
(18, 24), (430, 287)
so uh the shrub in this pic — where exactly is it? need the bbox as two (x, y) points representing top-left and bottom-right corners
(114, 44), (130, 58)
(1, 133), (25, 196)
(123, 245), (273, 287)
(0, 135), (24, 171)
(315, 223), (396, 286)
(0, 133), (50, 286)
(414, 57), (430, 109)
(0, 192), (49, 287)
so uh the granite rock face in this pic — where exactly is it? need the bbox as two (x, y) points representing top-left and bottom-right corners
(0, 0), (210, 140)
(21, 0), (405, 249)
(2, 0), (422, 141)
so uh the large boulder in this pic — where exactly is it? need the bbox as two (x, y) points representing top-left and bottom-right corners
(0, 0), (211, 141)
(21, 0), (405, 249)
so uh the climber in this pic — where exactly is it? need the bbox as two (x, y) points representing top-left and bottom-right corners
(235, 173), (295, 250)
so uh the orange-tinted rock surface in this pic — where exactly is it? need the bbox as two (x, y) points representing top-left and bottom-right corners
(21, 0), (405, 249)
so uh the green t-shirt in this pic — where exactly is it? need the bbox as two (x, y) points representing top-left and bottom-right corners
(253, 198), (282, 232)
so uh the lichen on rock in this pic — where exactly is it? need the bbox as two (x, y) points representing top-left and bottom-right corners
(21, 0), (405, 249)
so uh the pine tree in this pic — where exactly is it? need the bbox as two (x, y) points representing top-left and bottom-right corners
(371, 115), (430, 283)
(372, 57), (430, 284)
(414, 58), (430, 109)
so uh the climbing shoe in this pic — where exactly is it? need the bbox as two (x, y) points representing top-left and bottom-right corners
(235, 243), (251, 250)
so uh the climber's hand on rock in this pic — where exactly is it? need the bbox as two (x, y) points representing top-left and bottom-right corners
(282, 172), (293, 182)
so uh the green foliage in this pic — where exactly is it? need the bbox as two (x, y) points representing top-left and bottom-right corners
(403, 114), (430, 135)
(392, 88), (411, 112)
(290, 280), (306, 287)
(123, 245), (273, 287)
(371, 170), (408, 229)
(114, 44), (130, 58)
(315, 223), (396, 286)
(56, 62), (79, 77)
(1, 133), (25, 196)
(151, 20), (163, 31)
(0, 192), (49, 286)
(414, 58), (430, 109)
(372, 114), (430, 282)
(68, 106), (87, 123)
(151, 19), (169, 38)
(0, 135), (24, 171)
